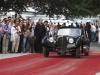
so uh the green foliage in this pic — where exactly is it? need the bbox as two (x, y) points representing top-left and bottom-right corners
(0, 0), (100, 18)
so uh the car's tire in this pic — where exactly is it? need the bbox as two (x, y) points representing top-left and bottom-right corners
(76, 47), (81, 58)
(71, 53), (76, 56)
(84, 52), (89, 56)
(43, 47), (49, 57)
(57, 52), (61, 55)
(71, 51), (76, 56)
(84, 47), (89, 56)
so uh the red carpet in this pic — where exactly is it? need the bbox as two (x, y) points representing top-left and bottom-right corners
(0, 50), (100, 75)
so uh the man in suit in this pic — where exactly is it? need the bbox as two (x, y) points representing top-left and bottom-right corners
(34, 18), (46, 53)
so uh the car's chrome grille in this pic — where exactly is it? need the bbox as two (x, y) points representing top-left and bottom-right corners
(57, 37), (67, 48)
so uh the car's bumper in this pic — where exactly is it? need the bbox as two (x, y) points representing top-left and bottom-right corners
(56, 43), (76, 49)
(43, 41), (76, 49)
(67, 43), (76, 49)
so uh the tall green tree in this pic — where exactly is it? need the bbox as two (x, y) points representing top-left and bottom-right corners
(0, 0), (100, 18)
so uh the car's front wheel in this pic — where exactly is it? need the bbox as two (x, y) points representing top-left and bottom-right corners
(84, 47), (89, 56)
(57, 52), (61, 55)
(43, 47), (49, 57)
(76, 47), (81, 58)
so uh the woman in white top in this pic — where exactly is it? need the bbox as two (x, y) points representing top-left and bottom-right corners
(49, 23), (54, 37)
(11, 20), (21, 53)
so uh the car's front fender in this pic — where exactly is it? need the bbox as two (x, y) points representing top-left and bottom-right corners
(75, 37), (81, 47)
(43, 40), (56, 48)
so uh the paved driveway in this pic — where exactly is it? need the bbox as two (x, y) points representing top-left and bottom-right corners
(90, 42), (100, 50)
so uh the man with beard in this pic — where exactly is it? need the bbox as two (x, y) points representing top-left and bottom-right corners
(34, 18), (46, 53)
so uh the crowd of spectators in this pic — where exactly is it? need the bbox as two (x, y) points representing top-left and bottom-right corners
(0, 16), (99, 54)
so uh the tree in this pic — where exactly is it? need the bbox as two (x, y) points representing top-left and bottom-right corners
(0, 0), (100, 18)
(32, 0), (100, 18)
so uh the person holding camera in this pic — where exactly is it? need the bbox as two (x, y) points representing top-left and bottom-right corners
(11, 20), (21, 53)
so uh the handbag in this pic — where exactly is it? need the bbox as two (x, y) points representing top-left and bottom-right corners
(6, 34), (11, 39)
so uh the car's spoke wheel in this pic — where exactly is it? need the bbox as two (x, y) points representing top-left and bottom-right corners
(43, 47), (49, 57)
(76, 47), (81, 58)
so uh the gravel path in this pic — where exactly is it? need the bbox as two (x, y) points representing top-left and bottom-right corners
(0, 53), (31, 60)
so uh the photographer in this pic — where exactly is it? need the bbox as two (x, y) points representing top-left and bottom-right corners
(11, 20), (21, 53)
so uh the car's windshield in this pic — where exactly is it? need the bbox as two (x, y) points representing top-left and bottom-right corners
(57, 28), (81, 36)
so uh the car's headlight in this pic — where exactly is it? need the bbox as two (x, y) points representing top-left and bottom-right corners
(49, 37), (54, 42)
(69, 38), (74, 44)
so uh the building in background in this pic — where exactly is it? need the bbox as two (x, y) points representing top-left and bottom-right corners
(0, 7), (100, 26)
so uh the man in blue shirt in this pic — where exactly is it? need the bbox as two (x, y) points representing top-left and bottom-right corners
(2, 20), (11, 54)
(0, 19), (2, 53)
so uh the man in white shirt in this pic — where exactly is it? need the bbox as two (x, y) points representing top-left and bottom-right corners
(98, 27), (100, 44)
(91, 24), (96, 42)
(11, 20), (21, 53)
(8, 19), (15, 53)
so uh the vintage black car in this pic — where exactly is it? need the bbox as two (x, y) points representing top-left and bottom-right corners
(42, 27), (90, 58)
